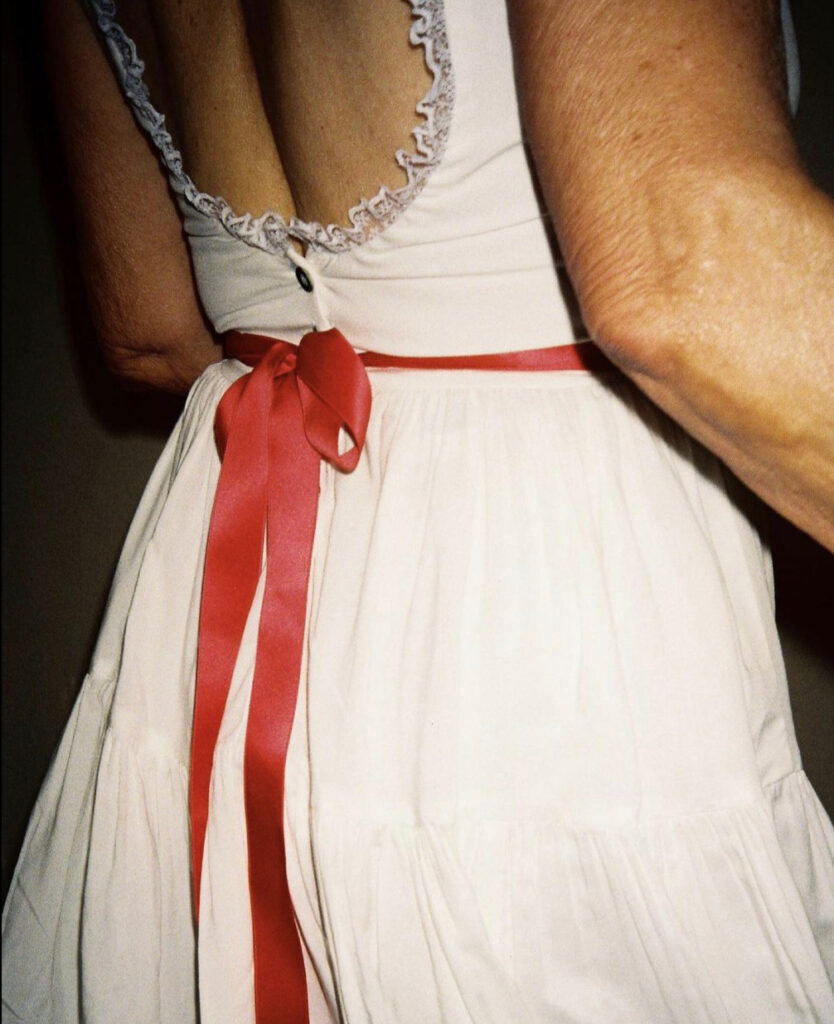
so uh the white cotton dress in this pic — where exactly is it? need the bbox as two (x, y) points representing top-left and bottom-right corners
(3, 1), (833, 1022)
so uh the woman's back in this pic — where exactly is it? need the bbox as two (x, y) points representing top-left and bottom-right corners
(86, 0), (581, 353)
(109, 0), (433, 232)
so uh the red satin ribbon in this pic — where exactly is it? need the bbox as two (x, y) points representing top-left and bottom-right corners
(190, 328), (611, 1024)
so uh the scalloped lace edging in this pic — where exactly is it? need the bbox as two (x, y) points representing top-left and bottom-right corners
(85, 0), (454, 257)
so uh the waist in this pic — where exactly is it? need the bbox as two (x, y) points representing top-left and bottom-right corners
(190, 220), (586, 355)
(224, 332), (613, 375)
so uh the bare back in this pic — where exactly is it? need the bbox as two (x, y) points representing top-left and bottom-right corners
(111, 0), (433, 230)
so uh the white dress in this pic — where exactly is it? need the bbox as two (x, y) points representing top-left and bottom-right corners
(3, 1), (832, 1022)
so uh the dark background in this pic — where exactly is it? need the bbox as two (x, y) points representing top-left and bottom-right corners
(3, 2), (833, 894)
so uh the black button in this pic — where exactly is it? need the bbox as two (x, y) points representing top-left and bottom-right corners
(295, 266), (314, 292)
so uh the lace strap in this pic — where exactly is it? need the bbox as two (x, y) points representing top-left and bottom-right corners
(82, 0), (454, 257)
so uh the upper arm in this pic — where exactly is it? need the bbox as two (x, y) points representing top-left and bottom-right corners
(40, 0), (219, 391)
(507, 0), (803, 362)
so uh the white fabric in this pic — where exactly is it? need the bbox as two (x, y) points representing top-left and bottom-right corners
(4, 1), (832, 1022)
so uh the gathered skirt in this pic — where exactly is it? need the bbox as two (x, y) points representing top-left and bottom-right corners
(3, 357), (834, 1024)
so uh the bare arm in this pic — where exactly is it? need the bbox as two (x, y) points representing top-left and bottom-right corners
(41, 0), (222, 393)
(509, 0), (834, 551)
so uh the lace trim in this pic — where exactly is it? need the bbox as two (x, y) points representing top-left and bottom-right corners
(85, 0), (454, 257)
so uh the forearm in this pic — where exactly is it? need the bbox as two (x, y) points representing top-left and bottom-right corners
(584, 162), (834, 552)
(509, 0), (834, 550)
(41, 0), (222, 393)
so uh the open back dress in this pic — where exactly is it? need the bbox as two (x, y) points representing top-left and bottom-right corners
(4, 1), (833, 1022)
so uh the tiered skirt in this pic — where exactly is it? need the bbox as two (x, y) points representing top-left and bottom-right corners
(4, 359), (833, 1023)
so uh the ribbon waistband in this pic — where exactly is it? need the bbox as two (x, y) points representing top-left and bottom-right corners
(191, 329), (611, 1024)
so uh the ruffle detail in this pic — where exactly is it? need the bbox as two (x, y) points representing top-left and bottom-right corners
(768, 770), (834, 979)
(310, 779), (834, 1022)
(78, 725), (195, 1024)
(84, 0), (454, 256)
(1, 673), (113, 1024)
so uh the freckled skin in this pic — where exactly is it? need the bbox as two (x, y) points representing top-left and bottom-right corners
(509, 0), (834, 551)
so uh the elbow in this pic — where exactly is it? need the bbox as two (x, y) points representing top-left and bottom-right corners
(572, 162), (825, 385)
(84, 269), (222, 393)
(96, 318), (222, 395)
(577, 272), (690, 385)
(561, 204), (700, 383)
(101, 342), (188, 394)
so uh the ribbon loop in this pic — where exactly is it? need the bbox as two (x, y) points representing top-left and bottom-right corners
(295, 329), (371, 468)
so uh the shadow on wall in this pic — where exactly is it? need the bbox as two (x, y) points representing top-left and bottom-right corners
(2, 0), (833, 899)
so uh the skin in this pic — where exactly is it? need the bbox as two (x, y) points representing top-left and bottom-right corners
(41, 0), (221, 392)
(508, 0), (834, 551)
(41, 0), (834, 549)
(41, 0), (430, 386)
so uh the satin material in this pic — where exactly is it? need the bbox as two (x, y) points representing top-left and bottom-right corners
(191, 330), (611, 1024)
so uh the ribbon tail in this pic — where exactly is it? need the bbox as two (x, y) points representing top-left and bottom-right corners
(191, 365), (272, 920)
(244, 374), (319, 1024)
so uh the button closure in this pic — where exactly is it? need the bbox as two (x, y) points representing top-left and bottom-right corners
(295, 266), (314, 293)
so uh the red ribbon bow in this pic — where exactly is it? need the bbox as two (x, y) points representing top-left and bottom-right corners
(191, 328), (371, 1024)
